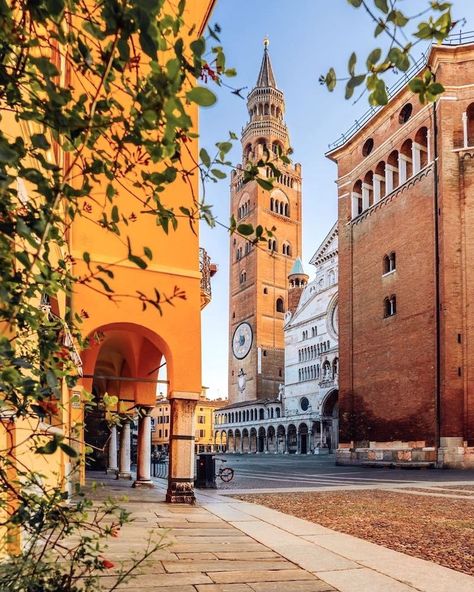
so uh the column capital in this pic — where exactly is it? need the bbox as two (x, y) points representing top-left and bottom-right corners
(169, 390), (201, 401)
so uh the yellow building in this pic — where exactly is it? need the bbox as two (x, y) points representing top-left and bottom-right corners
(1, 4), (218, 557)
(152, 392), (227, 454)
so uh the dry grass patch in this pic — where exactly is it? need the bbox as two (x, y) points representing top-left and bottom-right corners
(234, 490), (474, 576)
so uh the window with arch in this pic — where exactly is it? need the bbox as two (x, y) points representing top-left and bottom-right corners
(239, 270), (247, 284)
(387, 150), (400, 192)
(384, 295), (397, 318)
(383, 252), (396, 274)
(263, 287), (268, 294)
(276, 297), (285, 313)
(259, 408), (264, 420)
(414, 127), (429, 171)
(282, 242), (292, 256)
(468, 103), (474, 146)
(400, 139), (413, 182)
(375, 161), (386, 201)
(276, 407), (281, 418)
(352, 179), (363, 217)
(268, 238), (277, 252)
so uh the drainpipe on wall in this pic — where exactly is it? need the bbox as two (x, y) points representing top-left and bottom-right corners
(432, 96), (442, 459)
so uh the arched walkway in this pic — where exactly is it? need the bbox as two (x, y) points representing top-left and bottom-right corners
(298, 423), (309, 455)
(276, 425), (286, 454)
(249, 428), (257, 453)
(287, 424), (297, 454)
(257, 426), (266, 453)
(267, 425), (276, 453)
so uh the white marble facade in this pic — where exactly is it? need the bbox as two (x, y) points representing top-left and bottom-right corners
(283, 222), (339, 452)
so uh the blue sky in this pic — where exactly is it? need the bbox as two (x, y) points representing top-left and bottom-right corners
(199, 0), (474, 399)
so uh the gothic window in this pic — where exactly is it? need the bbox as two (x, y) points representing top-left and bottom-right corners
(268, 238), (277, 252)
(384, 295), (397, 317)
(284, 203), (289, 217)
(270, 197), (274, 211)
(276, 297), (285, 313)
(383, 252), (396, 274)
(400, 139), (413, 181)
(387, 150), (400, 188)
(239, 270), (246, 284)
(375, 161), (386, 200)
(298, 369), (301, 381)
(276, 408), (281, 418)
(259, 408), (264, 420)
(415, 127), (429, 170)
(468, 103), (474, 146)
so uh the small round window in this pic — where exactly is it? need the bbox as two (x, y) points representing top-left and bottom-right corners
(300, 397), (309, 412)
(362, 138), (374, 157)
(399, 103), (413, 124)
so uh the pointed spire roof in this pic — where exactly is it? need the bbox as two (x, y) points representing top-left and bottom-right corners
(256, 38), (277, 88)
(289, 257), (306, 277)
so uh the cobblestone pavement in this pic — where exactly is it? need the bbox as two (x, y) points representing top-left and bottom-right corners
(86, 472), (474, 592)
(212, 454), (474, 492)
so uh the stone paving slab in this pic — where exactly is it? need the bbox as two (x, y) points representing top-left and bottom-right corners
(249, 581), (336, 592)
(162, 560), (294, 573)
(209, 569), (320, 584)
(316, 568), (417, 592)
(195, 585), (254, 592)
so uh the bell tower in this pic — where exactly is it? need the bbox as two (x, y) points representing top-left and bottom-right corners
(228, 39), (302, 405)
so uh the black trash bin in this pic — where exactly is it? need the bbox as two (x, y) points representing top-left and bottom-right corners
(195, 453), (217, 489)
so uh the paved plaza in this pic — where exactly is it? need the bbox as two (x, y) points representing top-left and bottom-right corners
(212, 453), (474, 492)
(86, 469), (474, 592)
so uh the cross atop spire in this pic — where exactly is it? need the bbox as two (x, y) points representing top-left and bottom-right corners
(256, 39), (277, 88)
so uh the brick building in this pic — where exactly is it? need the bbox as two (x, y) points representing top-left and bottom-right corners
(228, 39), (302, 406)
(327, 35), (474, 468)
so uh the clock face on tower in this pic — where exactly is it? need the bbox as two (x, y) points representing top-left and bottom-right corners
(232, 322), (253, 359)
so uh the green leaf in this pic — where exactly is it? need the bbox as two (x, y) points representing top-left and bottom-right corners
(36, 437), (59, 455)
(83, 252), (91, 264)
(256, 177), (273, 191)
(186, 87), (217, 107)
(59, 442), (78, 457)
(31, 133), (51, 150)
(200, 148), (211, 168)
(347, 0), (362, 6)
(237, 223), (253, 236)
(111, 205), (119, 223)
(0, 142), (18, 163)
(366, 48), (382, 69)
(348, 52), (357, 76)
(128, 254), (147, 269)
(211, 168), (226, 179)
(190, 38), (205, 57)
(144, 246), (153, 260)
(325, 68), (337, 92)
(374, 0), (389, 14)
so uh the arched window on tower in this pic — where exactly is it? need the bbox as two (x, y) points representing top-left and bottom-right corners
(383, 252), (396, 274)
(276, 297), (285, 313)
(384, 295), (397, 317)
(466, 103), (474, 147)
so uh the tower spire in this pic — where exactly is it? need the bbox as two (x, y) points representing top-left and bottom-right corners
(256, 38), (277, 88)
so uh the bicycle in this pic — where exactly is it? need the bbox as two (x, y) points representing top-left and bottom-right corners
(216, 459), (234, 483)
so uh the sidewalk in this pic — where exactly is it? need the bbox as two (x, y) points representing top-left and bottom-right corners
(87, 473), (474, 592)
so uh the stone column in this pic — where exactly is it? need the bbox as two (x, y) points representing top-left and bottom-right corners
(106, 425), (118, 475)
(462, 112), (468, 148)
(133, 407), (154, 488)
(166, 394), (198, 504)
(117, 418), (132, 480)
(412, 143), (421, 175)
(385, 165), (395, 194)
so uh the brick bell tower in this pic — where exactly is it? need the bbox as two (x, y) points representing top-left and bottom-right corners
(228, 38), (302, 405)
